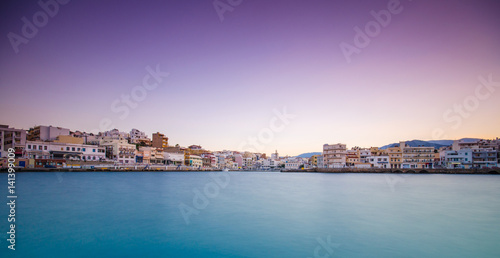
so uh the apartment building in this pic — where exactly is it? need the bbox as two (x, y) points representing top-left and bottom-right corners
(0, 125), (26, 158)
(99, 138), (136, 164)
(441, 149), (472, 169)
(152, 132), (169, 149)
(28, 125), (70, 141)
(25, 141), (106, 161)
(323, 143), (347, 168)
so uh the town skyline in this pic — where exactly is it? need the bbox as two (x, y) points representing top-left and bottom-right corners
(1, 0), (500, 156)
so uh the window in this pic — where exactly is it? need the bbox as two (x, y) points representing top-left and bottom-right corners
(72, 147), (75, 151)
(66, 147), (70, 151)
(44, 146), (47, 150)
(93, 149), (96, 152)
(28, 145), (31, 149)
(77, 148), (80, 151)
(82, 148), (85, 152)
(39, 146), (42, 150)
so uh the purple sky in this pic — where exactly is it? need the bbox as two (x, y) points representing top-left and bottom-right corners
(1, 0), (500, 155)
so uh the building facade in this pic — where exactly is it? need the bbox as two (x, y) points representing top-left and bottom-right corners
(323, 143), (347, 168)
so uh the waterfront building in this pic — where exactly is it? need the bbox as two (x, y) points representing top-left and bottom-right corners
(99, 138), (136, 164)
(152, 132), (169, 149)
(370, 147), (387, 157)
(388, 145), (403, 169)
(25, 141), (106, 161)
(472, 148), (498, 168)
(163, 151), (184, 166)
(323, 143), (347, 168)
(367, 155), (391, 168)
(136, 147), (164, 164)
(317, 155), (325, 168)
(309, 155), (320, 167)
(187, 155), (203, 168)
(234, 154), (243, 168)
(388, 141), (435, 169)
(201, 153), (217, 167)
(441, 149), (473, 169)
(27, 125), (70, 141)
(261, 159), (278, 170)
(0, 125), (26, 158)
(401, 142), (435, 169)
(284, 161), (301, 170)
(346, 149), (360, 167)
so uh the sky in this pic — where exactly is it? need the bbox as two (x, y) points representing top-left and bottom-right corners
(1, 0), (499, 156)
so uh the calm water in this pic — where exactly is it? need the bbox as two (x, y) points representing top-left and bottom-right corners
(1, 172), (500, 258)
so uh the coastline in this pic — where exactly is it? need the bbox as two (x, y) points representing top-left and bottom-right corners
(1, 167), (499, 174)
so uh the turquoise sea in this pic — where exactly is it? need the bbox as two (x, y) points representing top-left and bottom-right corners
(1, 172), (500, 257)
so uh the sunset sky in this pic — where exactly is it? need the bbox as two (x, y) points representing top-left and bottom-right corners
(1, 0), (499, 156)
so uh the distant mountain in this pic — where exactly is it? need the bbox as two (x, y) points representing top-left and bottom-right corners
(379, 140), (451, 150)
(426, 140), (454, 146)
(296, 152), (322, 158)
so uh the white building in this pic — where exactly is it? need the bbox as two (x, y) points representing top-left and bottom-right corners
(366, 155), (391, 168)
(130, 128), (151, 144)
(101, 129), (129, 140)
(99, 138), (136, 164)
(284, 161), (301, 170)
(163, 152), (184, 166)
(441, 149), (472, 169)
(25, 141), (106, 161)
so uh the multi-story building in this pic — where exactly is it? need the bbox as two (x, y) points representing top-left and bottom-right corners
(136, 147), (163, 164)
(346, 149), (360, 167)
(309, 155), (320, 167)
(366, 155), (391, 168)
(163, 151), (184, 166)
(317, 155), (325, 168)
(323, 143), (346, 168)
(471, 148), (498, 168)
(388, 141), (435, 169)
(28, 125), (70, 141)
(187, 155), (203, 168)
(388, 145), (403, 169)
(130, 129), (151, 145)
(284, 161), (301, 170)
(25, 141), (106, 161)
(152, 132), (169, 149)
(99, 138), (136, 164)
(401, 142), (435, 169)
(370, 147), (387, 157)
(441, 149), (473, 169)
(0, 125), (26, 158)
(101, 129), (129, 140)
(201, 153), (217, 167)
